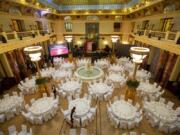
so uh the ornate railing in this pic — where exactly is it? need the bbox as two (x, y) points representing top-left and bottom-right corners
(0, 30), (51, 43)
(135, 30), (180, 42)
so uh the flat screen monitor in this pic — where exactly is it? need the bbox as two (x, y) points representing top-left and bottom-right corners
(49, 44), (69, 57)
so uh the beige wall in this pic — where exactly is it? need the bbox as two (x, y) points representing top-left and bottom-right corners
(0, 14), (54, 33)
(53, 20), (134, 48)
(0, 17), (12, 32)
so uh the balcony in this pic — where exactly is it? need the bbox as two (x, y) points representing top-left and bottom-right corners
(0, 30), (56, 54)
(131, 30), (180, 55)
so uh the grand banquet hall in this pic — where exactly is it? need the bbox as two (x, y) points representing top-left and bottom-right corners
(0, 0), (180, 135)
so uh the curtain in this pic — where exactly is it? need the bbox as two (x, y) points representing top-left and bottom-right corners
(160, 53), (178, 87)
(149, 47), (160, 79)
(154, 50), (169, 82)
(6, 52), (21, 82)
(14, 49), (28, 79)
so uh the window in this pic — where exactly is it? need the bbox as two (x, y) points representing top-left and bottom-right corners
(159, 18), (173, 31)
(65, 22), (72, 32)
(114, 22), (120, 32)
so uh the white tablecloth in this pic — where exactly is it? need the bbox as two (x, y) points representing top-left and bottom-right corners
(89, 83), (112, 95)
(111, 100), (137, 120)
(109, 65), (124, 73)
(61, 81), (81, 93)
(61, 62), (74, 69)
(69, 98), (90, 117)
(130, 70), (151, 80)
(108, 74), (125, 82)
(29, 97), (55, 116)
(21, 79), (36, 89)
(76, 59), (90, 67)
(52, 70), (72, 79)
(94, 60), (109, 69)
(40, 68), (55, 77)
(117, 57), (130, 65)
(0, 96), (23, 114)
(124, 62), (134, 71)
(137, 82), (159, 94)
(145, 101), (177, 123)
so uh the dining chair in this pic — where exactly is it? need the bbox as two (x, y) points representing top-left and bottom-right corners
(175, 107), (180, 116)
(69, 128), (76, 135)
(113, 96), (118, 102)
(90, 107), (96, 114)
(80, 128), (87, 135)
(21, 111), (32, 122)
(81, 116), (88, 127)
(3, 93), (9, 98)
(43, 93), (47, 97)
(167, 101), (174, 109)
(8, 125), (17, 135)
(28, 128), (33, 135)
(6, 111), (15, 120)
(120, 95), (125, 100)
(0, 114), (5, 123)
(20, 124), (27, 134)
(30, 98), (35, 104)
(128, 99), (133, 104)
(0, 131), (4, 135)
(12, 91), (18, 96)
(129, 132), (137, 135)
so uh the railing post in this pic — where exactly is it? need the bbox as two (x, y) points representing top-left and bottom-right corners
(2, 32), (8, 41)
(165, 31), (169, 40)
(144, 30), (146, 36)
(175, 31), (180, 43)
(13, 31), (18, 40)
(37, 30), (40, 36)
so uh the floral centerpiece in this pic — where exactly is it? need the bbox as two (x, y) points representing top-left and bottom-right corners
(125, 79), (139, 102)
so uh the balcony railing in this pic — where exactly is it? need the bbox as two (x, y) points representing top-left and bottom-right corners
(135, 30), (180, 43)
(0, 30), (52, 43)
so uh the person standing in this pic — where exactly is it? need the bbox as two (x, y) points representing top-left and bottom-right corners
(52, 84), (57, 99)
(70, 107), (76, 128)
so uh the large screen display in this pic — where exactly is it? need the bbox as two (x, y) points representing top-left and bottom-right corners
(49, 44), (69, 56)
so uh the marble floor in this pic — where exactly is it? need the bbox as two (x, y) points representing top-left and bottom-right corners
(0, 81), (180, 135)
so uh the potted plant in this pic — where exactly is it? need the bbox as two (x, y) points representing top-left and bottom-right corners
(125, 79), (139, 102)
(36, 77), (50, 97)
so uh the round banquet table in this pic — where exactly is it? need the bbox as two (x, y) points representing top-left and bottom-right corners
(61, 62), (74, 69)
(52, 70), (72, 79)
(108, 74), (124, 82)
(69, 98), (90, 117)
(61, 81), (81, 94)
(76, 59), (90, 67)
(29, 97), (55, 116)
(0, 96), (23, 114)
(145, 101), (177, 123)
(138, 82), (159, 94)
(124, 62), (134, 71)
(109, 65), (124, 73)
(95, 60), (109, 69)
(111, 100), (137, 120)
(21, 79), (36, 89)
(130, 70), (150, 80)
(89, 83), (112, 95)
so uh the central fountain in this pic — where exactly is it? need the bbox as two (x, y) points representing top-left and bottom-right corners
(75, 62), (104, 81)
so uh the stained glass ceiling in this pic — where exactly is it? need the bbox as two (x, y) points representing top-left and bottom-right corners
(39, 0), (141, 11)
(53, 0), (131, 5)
